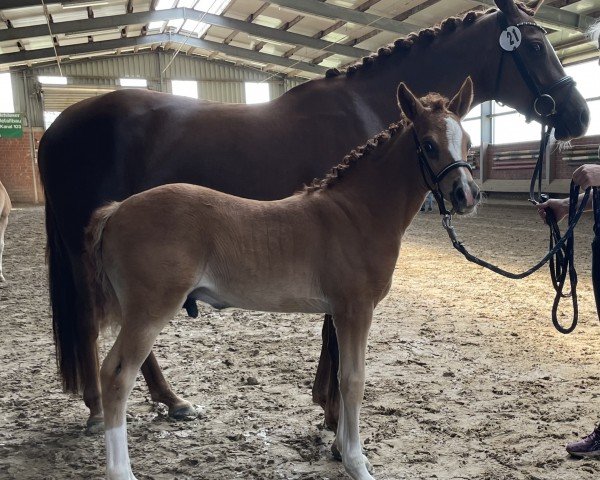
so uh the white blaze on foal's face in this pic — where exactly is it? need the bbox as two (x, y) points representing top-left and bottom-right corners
(444, 115), (473, 200)
(444, 116), (465, 163)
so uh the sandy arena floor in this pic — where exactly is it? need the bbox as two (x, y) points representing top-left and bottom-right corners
(2, 203), (600, 480)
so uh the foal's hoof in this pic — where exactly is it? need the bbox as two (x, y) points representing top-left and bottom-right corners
(364, 455), (373, 474)
(169, 403), (197, 420)
(331, 443), (373, 474)
(86, 415), (104, 434)
(0, 274), (5, 283)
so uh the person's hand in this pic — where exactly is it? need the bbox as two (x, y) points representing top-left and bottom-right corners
(537, 198), (569, 224)
(572, 164), (600, 190)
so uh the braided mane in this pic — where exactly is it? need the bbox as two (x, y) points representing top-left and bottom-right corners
(302, 93), (450, 193)
(325, 3), (535, 79)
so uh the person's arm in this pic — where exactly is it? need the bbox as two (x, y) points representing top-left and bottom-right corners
(536, 164), (600, 224)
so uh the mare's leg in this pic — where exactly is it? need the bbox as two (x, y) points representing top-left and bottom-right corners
(73, 256), (193, 431)
(312, 314), (341, 431)
(70, 260), (105, 432)
(102, 306), (179, 480)
(141, 352), (196, 418)
(0, 214), (7, 282)
(332, 306), (374, 480)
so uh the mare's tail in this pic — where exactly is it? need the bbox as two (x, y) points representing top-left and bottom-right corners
(44, 195), (90, 393)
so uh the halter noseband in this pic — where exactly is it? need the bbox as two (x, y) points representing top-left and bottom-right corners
(413, 128), (473, 216)
(494, 12), (576, 122)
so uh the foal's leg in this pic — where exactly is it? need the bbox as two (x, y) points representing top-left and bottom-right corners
(312, 315), (340, 431)
(141, 351), (196, 418)
(332, 306), (374, 480)
(0, 214), (7, 282)
(101, 308), (177, 480)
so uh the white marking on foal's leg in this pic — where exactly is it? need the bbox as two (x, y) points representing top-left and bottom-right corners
(0, 232), (5, 283)
(105, 423), (137, 480)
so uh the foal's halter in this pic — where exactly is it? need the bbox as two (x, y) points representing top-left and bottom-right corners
(493, 11), (576, 123)
(413, 128), (473, 217)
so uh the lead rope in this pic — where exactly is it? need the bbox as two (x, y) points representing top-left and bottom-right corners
(436, 126), (591, 334)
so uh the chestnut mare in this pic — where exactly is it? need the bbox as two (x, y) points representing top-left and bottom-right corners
(85, 79), (479, 480)
(38, 0), (590, 433)
(0, 180), (11, 283)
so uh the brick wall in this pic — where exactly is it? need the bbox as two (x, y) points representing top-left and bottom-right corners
(0, 128), (44, 204)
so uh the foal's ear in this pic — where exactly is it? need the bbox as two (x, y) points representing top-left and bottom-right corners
(448, 77), (474, 119)
(528, 0), (544, 14)
(494, 0), (520, 19)
(397, 83), (424, 122)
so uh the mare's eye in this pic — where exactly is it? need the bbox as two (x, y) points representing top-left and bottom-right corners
(423, 141), (437, 156)
(530, 42), (544, 54)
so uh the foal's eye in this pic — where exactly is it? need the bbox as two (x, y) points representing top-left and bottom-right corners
(467, 141), (472, 151)
(423, 141), (437, 156)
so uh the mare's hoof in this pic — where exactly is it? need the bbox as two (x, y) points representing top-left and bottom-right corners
(86, 415), (104, 434)
(169, 403), (197, 420)
(0, 275), (5, 283)
(331, 441), (342, 461)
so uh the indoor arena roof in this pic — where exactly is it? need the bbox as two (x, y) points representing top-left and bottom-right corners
(0, 0), (598, 79)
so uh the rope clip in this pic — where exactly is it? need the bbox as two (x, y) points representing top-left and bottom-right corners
(442, 214), (459, 244)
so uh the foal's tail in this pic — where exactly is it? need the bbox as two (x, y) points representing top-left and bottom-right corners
(84, 202), (121, 329)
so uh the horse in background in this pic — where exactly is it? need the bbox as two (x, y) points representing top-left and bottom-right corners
(84, 78), (479, 480)
(0, 180), (11, 283)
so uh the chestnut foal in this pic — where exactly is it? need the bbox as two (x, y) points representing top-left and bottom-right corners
(0, 180), (11, 283)
(85, 78), (480, 480)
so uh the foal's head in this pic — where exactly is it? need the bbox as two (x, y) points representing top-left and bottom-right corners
(397, 77), (480, 215)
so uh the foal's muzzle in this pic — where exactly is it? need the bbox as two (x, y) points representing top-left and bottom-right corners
(451, 179), (480, 214)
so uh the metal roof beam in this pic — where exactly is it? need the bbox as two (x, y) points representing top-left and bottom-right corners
(266, 0), (421, 35)
(0, 7), (369, 58)
(0, 32), (328, 75)
(471, 0), (596, 32)
(0, 0), (61, 8)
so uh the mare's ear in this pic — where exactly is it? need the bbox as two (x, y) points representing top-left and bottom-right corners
(448, 77), (474, 119)
(528, 0), (544, 14)
(397, 83), (424, 122)
(494, 0), (520, 19)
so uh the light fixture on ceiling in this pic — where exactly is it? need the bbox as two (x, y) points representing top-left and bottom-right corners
(61, 1), (109, 9)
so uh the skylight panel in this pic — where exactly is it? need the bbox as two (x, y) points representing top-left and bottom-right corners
(148, 21), (165, 30)
(156, 0), (175, 10)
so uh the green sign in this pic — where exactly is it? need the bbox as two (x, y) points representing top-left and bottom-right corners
(0, 113), (23, 139)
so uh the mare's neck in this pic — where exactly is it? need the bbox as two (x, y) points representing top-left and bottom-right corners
(337, 17), (498, 126)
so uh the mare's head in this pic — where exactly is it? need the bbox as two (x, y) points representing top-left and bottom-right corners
(489, 0), (589, 139)
(397, 78), (481, 215)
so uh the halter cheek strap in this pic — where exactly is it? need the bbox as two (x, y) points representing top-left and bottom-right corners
(494, 12), (576, 122)
(413, 128), (473, 216)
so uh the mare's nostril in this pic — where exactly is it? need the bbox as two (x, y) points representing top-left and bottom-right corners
(455, 187), (466, 203)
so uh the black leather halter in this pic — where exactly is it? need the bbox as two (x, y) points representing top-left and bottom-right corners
(413, 128), (473, 216)
(494, 11), (576, 123)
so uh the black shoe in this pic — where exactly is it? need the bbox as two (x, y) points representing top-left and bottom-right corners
(566, 425), (600, 457)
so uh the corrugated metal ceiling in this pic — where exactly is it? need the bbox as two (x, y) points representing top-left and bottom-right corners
(0, 0), (598, 79)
